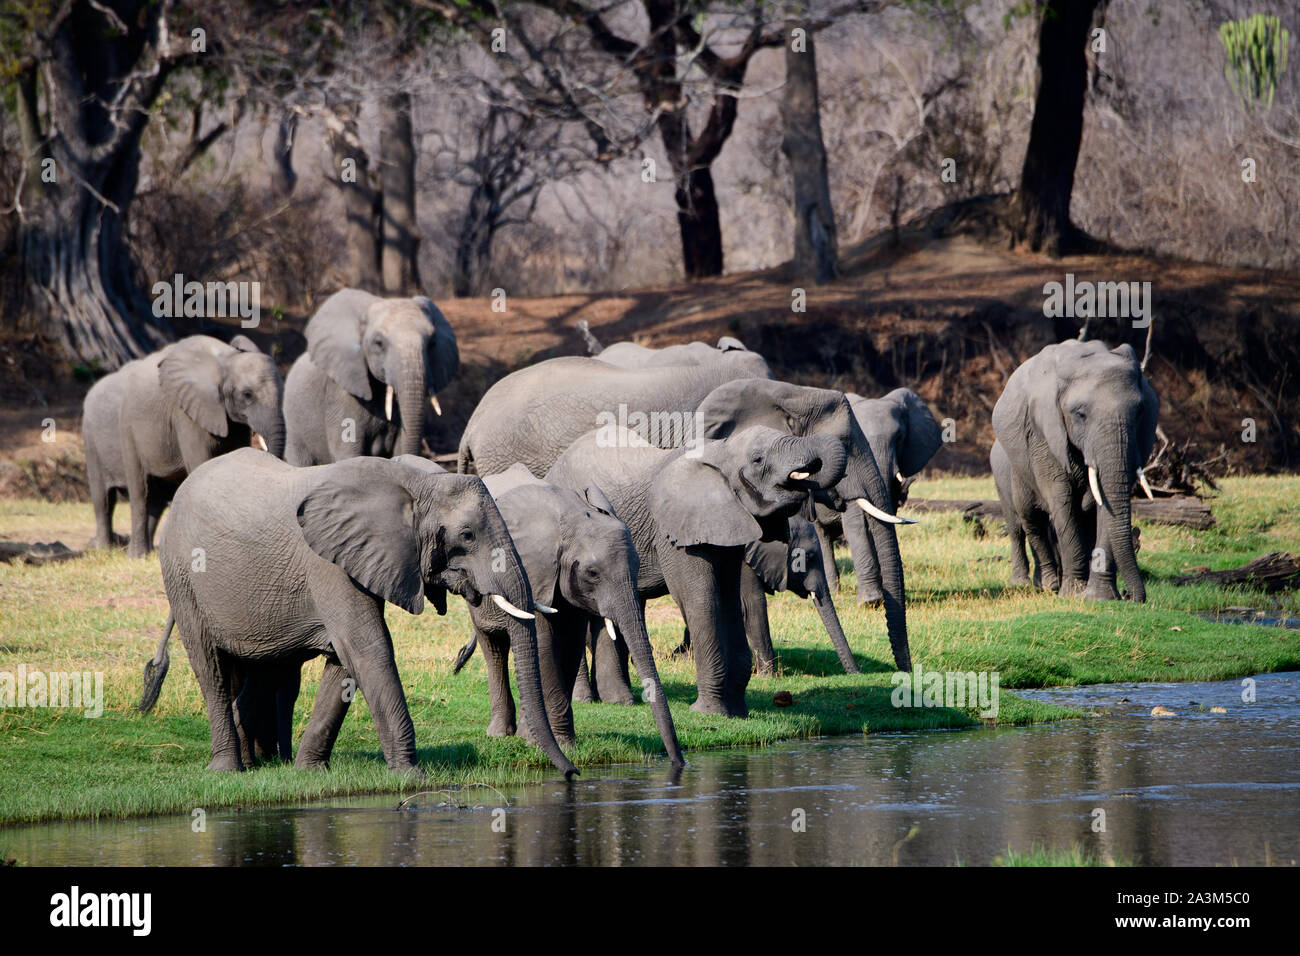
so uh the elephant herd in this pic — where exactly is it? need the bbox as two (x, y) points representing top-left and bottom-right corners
(79, 287), (1159, 779)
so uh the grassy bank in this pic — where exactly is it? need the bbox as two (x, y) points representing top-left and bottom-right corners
(0, 476), (1297, 825)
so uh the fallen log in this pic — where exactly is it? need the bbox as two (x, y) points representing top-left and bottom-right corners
(904, 495), (1216, 529)
(0, 540), (81, 565)
(1173, 552), (1300, 591)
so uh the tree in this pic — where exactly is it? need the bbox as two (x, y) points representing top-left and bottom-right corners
(781, 19), (837, 282)
(1011, 0), (1104, 255)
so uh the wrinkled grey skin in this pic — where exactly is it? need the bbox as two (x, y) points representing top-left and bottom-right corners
(547, 425), (846, 716)
(592, 336), (772, 378)
(284, 289), (458, 465)
(991, 340), (1159, 601)
(82, 334), (285, 557)
(136, 449), (576, 779)
(992, 439), (1059, 589)
(441, 463), (684, 767)
(694, 379), (912, 671)
(813, 388), (943, 603)
(456, 356), (767, 477)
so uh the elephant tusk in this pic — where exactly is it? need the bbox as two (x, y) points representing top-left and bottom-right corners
(895, 471), (906, 484)
(491, 594), (534, 620)
(384, 385), (394, 421)
(1088, 465), (1107, 511)
(855, 498), (916, 525)
(604, 617), (617, 641)
(254, 434), (268, 452)
(430, 394), (442, 416)
(1136, 467), (1155, 499)
(534, 603), (557, 614)
(789, 470), (810, 481)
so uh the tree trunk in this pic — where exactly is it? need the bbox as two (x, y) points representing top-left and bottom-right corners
(18, 4), (177, 368)
(453, 182), (497, 298)
(780, 26), (838, 283)
(1012, 0), (1101, 256)
(378, 91), (422, 295)
(674, 167), (724, 279)
(327, 106), (382, 292)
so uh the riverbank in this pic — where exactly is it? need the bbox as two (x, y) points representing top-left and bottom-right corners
(0, 475), (1296, 825)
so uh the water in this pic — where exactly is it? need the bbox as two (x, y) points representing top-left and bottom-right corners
(5, 672), (1298, 866)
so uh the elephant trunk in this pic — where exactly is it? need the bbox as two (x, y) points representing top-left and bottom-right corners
(811, 576), (859, 674)
(394, 345), (427, 457)
(252, 409), (286, 459)
(610, 600), (685, 768)
(505, 613), (579, 779)
(841, 434), (910, 671)
(1097, 438), (1144, 602)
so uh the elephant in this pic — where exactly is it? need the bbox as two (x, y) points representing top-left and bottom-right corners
(813, 388), (943, 603)
(991, 339), (1159, 601)
(82, 334), (285, 556)
(546, 424), (847, 716)
(284, 289), (458, 466)
(456, 356), (768, 477)
(437, 463), (684, 767)
(590, 335), (772, 378)
(136, 448), (577, 779)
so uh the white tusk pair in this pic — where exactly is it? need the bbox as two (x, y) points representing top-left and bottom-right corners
(254, 434), (268, 452)
(789, 470), (810, 481)
(855, 498), (916, 525)
(430, 395), (442, 416)
(1136, 467), (1155, 499)
(534, 603), (557, 614)
(384, 385), (394, 421)
(1088, 466), (1107, 511)
(605, 617), (618, 641)
(491, 594), (534, 620)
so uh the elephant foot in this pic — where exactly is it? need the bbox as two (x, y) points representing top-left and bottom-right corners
(857, 585), (884, 606)
(1008, 571), (1032, 587)
(207, 753), (243, 772)
(485, 714), (518, 737)
(572, 684), (596, 704)
(600, 688), (635, 706)
(1041, 573), (1061, 592)
(294, 753), (330, 772)
(390, 761), (427, 782)
(1058, 577), (1088, 597)
(517, 718), (575, 750)
(1083, 579), (1121, 602)
(690, 696), (747, 718)
(754, 659), (776, 678)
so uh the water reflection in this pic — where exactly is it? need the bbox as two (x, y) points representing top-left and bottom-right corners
(5, 673), (1297, 866)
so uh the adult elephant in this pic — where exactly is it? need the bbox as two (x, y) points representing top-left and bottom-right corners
(136, 449), (576, 779)
(439, 463), (684, 767)
(591, 335), (772, 378)
(284, 289), (458, 465)
(547, 425), (845, 716)
(991, 340), (1159, 601)
(83, 334), (284, 556)
(813, 388), (943, 602)
(456, 356), (767, 477)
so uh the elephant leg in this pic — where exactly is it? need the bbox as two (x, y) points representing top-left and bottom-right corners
(556, 614), (587, 703)
(327, 609), (421, 775)
(124, 444), (153, 559)
(841, 506), (884, 605)
(814, 520), (839, 592)
(591, 618), (634, 705)
(670, 627), (692, 657)
(739, 563), (776, 676)
(275, 664), (301, 761)
(571, 627), (596, 704)
(295, 659), (351, 770)
(1046, 488), (1088, 595)
(476, 626), (517, 737)
(1004, 508), (1033, 587)
(662, 545), (748, 718)
(143, 476), (172, 551)
(175, 612), (243, 771)
(521, 611), (576, 746)
(1024, 510), (1060, 592)
(86, 452), (114, 550)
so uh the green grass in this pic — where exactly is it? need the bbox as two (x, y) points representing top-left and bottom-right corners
(0, 475), (1297, 825)
(990, 842), (1134, 867)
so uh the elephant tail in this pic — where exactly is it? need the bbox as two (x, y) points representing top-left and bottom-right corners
(451, 634), (478, 675)
(138, 612), (174, 713)
(456, 432), (475, 475)
(576, 320), (604, 355)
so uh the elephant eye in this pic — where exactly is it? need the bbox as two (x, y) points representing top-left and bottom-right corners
(750, 453), (764, 465)
(240, 389), (254, 402)
(370, 337), (386, 352)
(460, 528), (474, 544)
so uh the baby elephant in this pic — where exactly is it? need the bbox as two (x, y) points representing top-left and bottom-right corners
(440, 463), (684, 767)
(137, 449), (576, 780)
(82, 334), (284, 556)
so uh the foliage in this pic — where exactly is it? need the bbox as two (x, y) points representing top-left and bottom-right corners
(1219, 13), (1290, 112)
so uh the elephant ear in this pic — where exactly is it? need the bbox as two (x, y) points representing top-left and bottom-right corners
(649, 451), (762, 548)
(415, 297), (459, 393)
(1027, 355), (1071, 471)
(893, 389), (944, 476)
(228, 335), (261, 353)
(305, 289), (379, 400)
(495, 489), (561, 606)
(158, 340), (229, 437)
(583, 484), (618, 519)
(1117, 345), (1162, 463)
(716, 336), (748, 352)
(296, 460), (424, 615)
(698, 379), (851, 443)
(743, 539), (789, 595)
